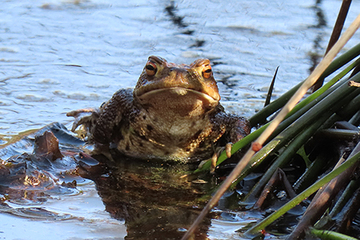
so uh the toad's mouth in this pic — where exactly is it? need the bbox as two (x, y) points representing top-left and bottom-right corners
(135, 87), (219, 116)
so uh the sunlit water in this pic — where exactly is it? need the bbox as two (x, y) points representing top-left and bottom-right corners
(1, 0), (360, 239)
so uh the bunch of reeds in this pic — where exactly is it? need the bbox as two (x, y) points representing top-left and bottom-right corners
(182, 4), (360, 240)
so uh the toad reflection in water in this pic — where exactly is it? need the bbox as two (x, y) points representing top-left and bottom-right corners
(78, 154), (215, 239)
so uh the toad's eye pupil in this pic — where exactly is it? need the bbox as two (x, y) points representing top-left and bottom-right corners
(146, 65), (155, 71)
(202, 66), (212, 78)
(145, 61), (157, 76)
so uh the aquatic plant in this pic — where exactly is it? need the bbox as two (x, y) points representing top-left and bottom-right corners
(183, 5), (360, 240)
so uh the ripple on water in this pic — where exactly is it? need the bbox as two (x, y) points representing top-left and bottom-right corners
(36, 78), (60, 85)
(0, 100), (12, 106)
(53, 90), (100, 100)
(15, 93), (50, 102)
(85, 83), (110, 89)
(0, 47), (19, 53)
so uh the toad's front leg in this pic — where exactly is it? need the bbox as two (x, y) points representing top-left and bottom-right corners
(210, 115), (251, 171)
(224, 116), (251, 157)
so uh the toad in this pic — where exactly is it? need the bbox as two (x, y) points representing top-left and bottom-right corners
(67, 56), (250, 162)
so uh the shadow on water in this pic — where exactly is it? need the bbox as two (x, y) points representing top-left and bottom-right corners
(165, 1), (189, 29)
(308, 0), (327, 73)
(164, 1), (205, 48)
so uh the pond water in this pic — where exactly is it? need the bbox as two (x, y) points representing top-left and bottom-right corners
(1, 0), (360, 239)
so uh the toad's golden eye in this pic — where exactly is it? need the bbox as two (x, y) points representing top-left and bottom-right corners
(202, 65), (212, 79)
(145, 61), (157, 76)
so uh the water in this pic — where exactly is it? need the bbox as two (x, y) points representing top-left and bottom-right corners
(1, 0), (360, 239)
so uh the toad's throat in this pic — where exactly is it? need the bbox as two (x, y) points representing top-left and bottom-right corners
(136, 87), (219, 117)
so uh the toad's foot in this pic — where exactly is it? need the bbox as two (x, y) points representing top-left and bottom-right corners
(210, 143), (233, 172)
(66, 108), (99, 132)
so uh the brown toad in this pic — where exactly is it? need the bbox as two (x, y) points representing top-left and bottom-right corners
(67, 56), (250, 162)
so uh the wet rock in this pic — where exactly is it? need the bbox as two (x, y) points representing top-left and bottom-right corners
(34, 131), (64, 161)
(0, 123), (82, 204)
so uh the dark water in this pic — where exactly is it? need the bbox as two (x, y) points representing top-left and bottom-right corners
(1, 0), (360, 239)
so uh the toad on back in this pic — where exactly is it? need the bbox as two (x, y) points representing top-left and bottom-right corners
(67, 56), (250, 162)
